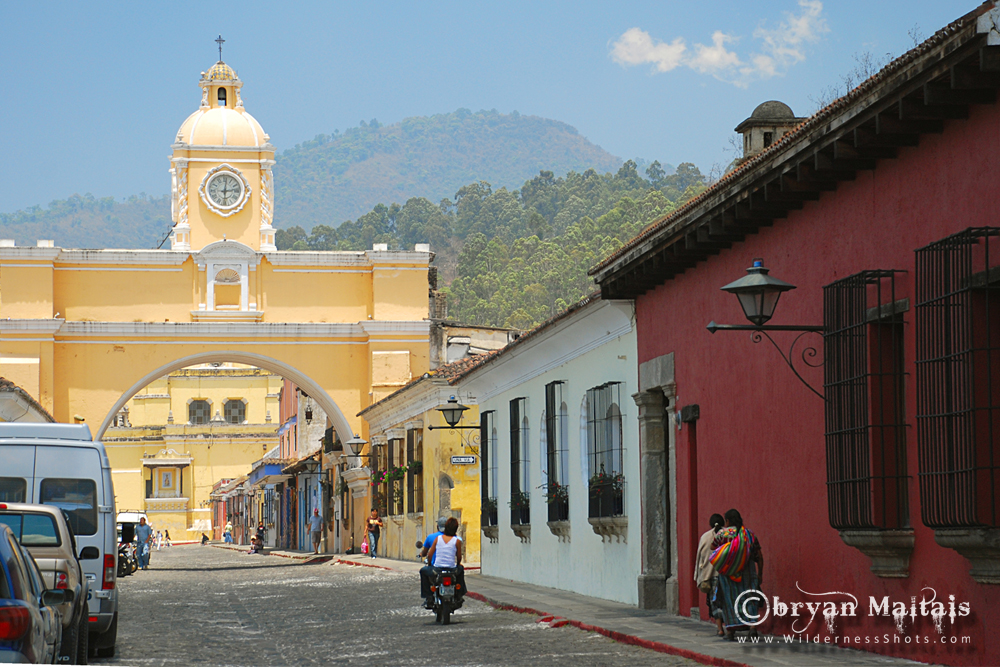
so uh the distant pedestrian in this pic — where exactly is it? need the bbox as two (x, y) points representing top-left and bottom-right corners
(309, 508), (324, 555)
(224, 521), (233, 543)
(135, 517), (153, 570)
(164, 530), (172, 547)
(695, 513), (725, 636)
(201, 532), (210, 545)
(710, 509), (764, 640)
(155, 530), (163, 550)
(366, 508), (383, 559)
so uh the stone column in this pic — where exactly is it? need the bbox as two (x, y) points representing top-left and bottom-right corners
(634, 389), (668, 609)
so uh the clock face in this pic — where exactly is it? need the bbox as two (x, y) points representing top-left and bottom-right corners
(208, 173), (243, 207)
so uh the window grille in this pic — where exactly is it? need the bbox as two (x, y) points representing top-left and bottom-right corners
(388, 438), (404, 516)
(916, 227), (1000, 528)
(406, 429), (424, 514)
(510, 398), (530, 525)
(480, 411), (498, 527)
(545, 381), (570, 522)
(224, 400), (245, 424)
(587, 382), (625, 518)
(823, 270), (909, 530)
(189, 399), (210, 425)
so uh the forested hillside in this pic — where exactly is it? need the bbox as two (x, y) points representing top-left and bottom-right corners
(277, 161), (707, 328)
(276, 109), (626, 229)
(0, 110), (624, 249)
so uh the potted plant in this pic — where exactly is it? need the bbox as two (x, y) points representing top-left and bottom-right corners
(541, 481), (569, 522)
(481, 496), (498, 526)
(508, 490), (531, 525)
(589, 468), (625, 518)
(408, 459), (423, 475)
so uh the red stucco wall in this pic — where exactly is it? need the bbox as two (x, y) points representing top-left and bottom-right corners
(636, 102), (1000, 665)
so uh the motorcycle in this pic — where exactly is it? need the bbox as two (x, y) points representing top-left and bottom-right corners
(415, 541), (463, 625)
(117, 541), (137, 577)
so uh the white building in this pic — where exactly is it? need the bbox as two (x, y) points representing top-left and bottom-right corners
(462, 294), (641, 604)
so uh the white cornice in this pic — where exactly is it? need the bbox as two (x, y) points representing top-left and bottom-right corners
(361, 321), (431, 336)
(263, 252), (369, 267)
(0, 319), (65, 335)
(57, 321), (366, 339)
(56, 250), (190, 266)
(195, 240), (260, 267)
(366, 250), (431, 265)
(0, 248), (62, 262)
(171, 144), (275, 153)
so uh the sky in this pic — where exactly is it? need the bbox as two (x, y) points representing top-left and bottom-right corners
(0, 1), (976, 216)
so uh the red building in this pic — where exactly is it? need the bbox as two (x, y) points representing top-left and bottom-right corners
(592, 4), (1000, 664)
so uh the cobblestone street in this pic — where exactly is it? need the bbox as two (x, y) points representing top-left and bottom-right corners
(95, 545), (697, 666)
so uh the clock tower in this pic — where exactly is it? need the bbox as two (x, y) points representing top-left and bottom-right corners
(169, 58), (276, 252)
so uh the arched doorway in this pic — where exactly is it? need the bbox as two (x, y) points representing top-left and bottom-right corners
(97, 350), (354, 441)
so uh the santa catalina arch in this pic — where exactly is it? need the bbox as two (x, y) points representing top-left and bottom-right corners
(0, 59), (429, 529)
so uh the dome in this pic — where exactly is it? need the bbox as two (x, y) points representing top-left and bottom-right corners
(750, 100), (795, 121)
(203, 61), (238, 81)
(176, 107), (268, 147)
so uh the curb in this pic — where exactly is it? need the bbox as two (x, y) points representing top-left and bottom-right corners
(334, 558), (394, 572)
(465, 591), (748, 667)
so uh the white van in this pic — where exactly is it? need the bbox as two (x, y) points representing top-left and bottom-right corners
(0, 422), (119, 659)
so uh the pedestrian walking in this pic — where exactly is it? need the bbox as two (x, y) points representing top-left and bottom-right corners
(308, 508), (324, 555)
(695, 513), (725, 636)
(135, 516), (153, 570)
(366, 508), (383, 559)
(164, 530), (172, 547)
(710, 509), (764, 640)
(155, 530), (163, 550)
(224, 521), (233, 543)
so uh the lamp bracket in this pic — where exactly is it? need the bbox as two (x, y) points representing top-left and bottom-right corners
(707, 322), (825, 401)
(427, 424), (481, 430)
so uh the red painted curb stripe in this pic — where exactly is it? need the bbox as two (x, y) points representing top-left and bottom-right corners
(465, 591), (747, 667)
(334, 558), (394, 572)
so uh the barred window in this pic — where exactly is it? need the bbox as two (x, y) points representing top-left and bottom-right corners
(224, 399), (245, 424)
(389, 438), (404, 516)
(823, 270), (909, 530)
(544, 381), (570, 522)
(480, 411), (498, 526)
(406, 429), (424, 514)
(916, 227), (1000, 528)
(189, 399), (210, 425)
(587, 383), (625, 518)
(510, 398), (530, 525)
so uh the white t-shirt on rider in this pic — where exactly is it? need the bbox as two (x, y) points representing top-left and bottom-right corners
(434, 534), (461, 568)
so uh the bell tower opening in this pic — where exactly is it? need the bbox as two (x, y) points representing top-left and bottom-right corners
(217, 87), (227, 108)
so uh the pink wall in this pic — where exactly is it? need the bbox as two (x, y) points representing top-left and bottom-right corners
(635, 103), (1000, 664)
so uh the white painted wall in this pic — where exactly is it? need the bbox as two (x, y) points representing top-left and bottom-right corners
(463, 298), (640, 605)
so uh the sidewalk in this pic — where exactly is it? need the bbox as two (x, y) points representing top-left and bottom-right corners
(328, 554), (929, 667)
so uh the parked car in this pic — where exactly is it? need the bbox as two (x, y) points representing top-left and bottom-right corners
(0, 522), (72, 664)
(0, 423), (119, 659)
(1, 502), (97, 664)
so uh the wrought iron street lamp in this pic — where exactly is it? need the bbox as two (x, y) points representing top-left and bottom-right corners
(428, 396), (481, 456)
(429, 396), (480, 430)
(707, 258), (825, 399)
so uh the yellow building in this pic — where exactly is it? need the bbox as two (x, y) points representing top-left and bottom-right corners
(0, 56), (431, 539)
(102, 364), (280, 538)
(358, 356), (488, 564)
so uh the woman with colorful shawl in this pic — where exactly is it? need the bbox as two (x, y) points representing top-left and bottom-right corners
(709, 508), (764, 639)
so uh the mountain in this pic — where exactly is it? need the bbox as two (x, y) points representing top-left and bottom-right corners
(276, 109), (625, 230)
(0, 110), (627, 249)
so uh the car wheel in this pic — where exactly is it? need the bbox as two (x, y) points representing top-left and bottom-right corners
(75, 611), (89, 665)
(92, 611), (117, 659)
(60, 613), (79, 663)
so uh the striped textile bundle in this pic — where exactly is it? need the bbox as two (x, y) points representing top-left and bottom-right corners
(709, 527), (756, 582)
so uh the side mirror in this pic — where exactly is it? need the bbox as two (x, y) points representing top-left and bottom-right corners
(79, 546), (100, 560)
(42, 589), (72, 606)
(415, 541), (424, 549)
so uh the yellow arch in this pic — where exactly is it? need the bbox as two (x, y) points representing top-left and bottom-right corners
(95, 350), (354, 442)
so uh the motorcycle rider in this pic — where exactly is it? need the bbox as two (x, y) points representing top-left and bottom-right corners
(420, 517), (465, 608)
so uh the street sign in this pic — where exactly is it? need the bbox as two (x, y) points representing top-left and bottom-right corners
(450, 455), (476, 465)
